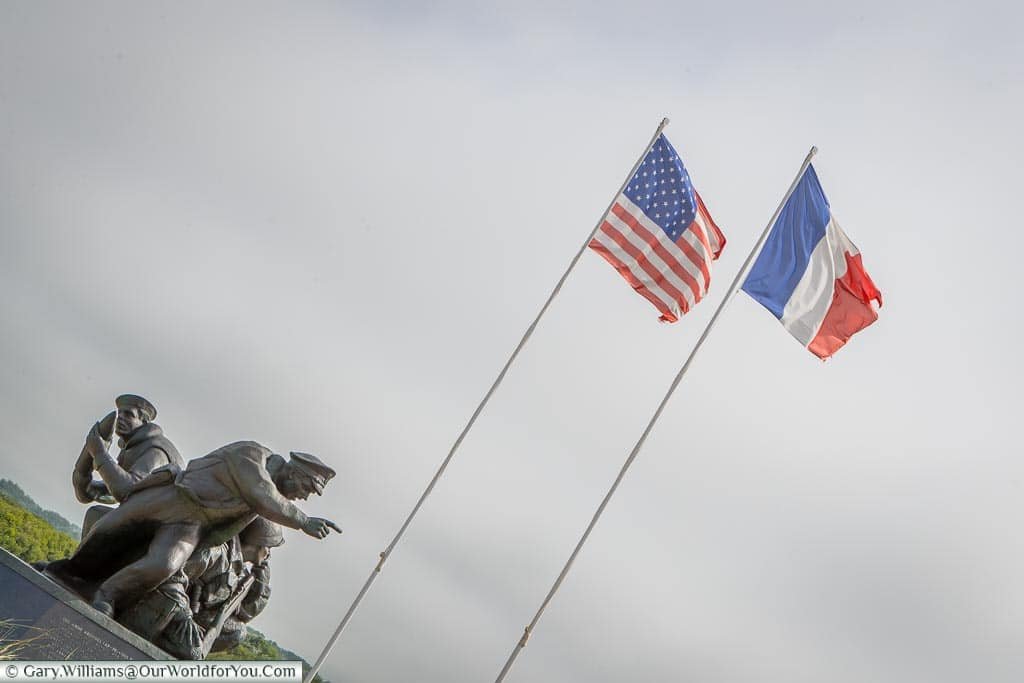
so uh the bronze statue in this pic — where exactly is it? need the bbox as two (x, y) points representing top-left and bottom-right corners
(118, 518), (284, 659)
(214, 518), (281, 651)
(72, 395), (183, 536)
(48, 441), (341, 618)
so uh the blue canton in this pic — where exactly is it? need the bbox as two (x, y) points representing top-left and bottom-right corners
(622, 134), (697, 241)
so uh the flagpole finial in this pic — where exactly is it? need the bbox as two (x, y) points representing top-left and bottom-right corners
(810, 145), (819, 157)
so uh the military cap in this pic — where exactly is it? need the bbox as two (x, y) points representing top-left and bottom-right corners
(288, 451), (336, 495)
(115, 394), (157, 421)
(239, 517), (285, 548)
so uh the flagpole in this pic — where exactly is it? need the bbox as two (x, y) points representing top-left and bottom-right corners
(303, 118), (672, 683)
(493, 145), (818, 683)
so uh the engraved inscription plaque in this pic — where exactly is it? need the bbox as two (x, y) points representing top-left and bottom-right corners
(0, 549), (170, 660)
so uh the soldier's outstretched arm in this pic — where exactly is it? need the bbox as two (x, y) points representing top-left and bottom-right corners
(226, 451), (309, 529)
(243, 478), (309, 530)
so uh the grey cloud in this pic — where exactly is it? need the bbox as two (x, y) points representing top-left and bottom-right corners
(1, 2), (1021, 682)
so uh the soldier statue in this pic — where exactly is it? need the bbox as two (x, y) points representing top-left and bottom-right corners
(47, 442), (341, 618)
(72, 394), (183, 535)
(211, 517), (280, 652)
(118, 518), (284, 659)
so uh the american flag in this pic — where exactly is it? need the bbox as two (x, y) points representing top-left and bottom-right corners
(589, 134), (726, 322)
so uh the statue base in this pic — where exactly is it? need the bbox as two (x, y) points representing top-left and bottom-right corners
(0, 548), (172, 660)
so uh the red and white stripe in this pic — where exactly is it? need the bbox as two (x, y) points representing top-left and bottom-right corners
(589, 192), (726, 322)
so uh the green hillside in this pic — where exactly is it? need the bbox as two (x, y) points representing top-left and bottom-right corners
(0, 479), (81, 539)
(0, 494), (78, 563)
(0, 483), (328, 682)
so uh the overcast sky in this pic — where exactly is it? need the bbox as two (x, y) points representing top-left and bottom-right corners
(1, 2), (1021, 681)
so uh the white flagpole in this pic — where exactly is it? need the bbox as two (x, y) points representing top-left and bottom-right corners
(303, 118), (672, 683)
(494, 145), (818, 683)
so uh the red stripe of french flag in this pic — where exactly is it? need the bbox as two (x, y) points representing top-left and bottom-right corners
(807, 250), (882, 359)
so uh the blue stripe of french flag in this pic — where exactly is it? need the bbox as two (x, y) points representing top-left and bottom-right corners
(741, 165), (882, 359)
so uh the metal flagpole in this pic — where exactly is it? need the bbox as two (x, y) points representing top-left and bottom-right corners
(303, 118), (672, 683)
(494, 146), (818, 683)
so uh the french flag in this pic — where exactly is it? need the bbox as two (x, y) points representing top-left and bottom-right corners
(741, 165), (882, 359)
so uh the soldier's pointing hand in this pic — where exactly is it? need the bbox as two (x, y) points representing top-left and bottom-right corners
(302, 517), (342, 539)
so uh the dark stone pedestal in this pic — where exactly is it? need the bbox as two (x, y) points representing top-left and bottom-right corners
(0, 548), (171, 660)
